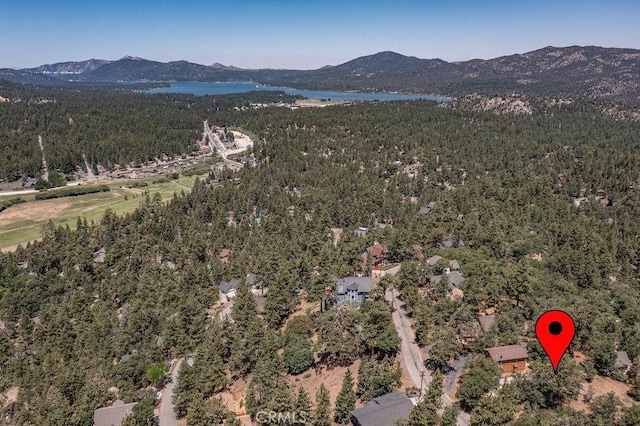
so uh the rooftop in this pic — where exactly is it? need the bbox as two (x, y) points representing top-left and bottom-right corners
(335, 276), (374, 294)
(93, 400), (137, 426)
(486, 344), (528, 362)
(219, 272), (257, 293)
(367, 242), (389, 258)
(478, 314), (495, 332)
(429, 270), (465, 287)
(350, 392), (413, 426)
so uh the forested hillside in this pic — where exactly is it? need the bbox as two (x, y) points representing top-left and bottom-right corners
(0, 80), (297, 182)
(1, 93), (640, 424)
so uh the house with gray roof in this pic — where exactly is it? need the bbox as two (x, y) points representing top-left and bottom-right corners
(335, 276), (374, 306)
(439, 236), (465, 248)
(478, 314), (495, 333)
(219, 273), (257, 302)
(93, 400), (137, 426)
(616, 350), (632, 373)
(350, 391), (414, 426)
(430, 270), (465, 287)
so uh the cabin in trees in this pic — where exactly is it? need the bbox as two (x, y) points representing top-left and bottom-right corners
(219, 273), (258, 302)
(486, 345), (528, 374)
(335, 276), (374, 306)
(362, 242), (389, 270)
(93, 400), (137, 426)
(350, 391), (414, 426)
(418, 201), (436, 215)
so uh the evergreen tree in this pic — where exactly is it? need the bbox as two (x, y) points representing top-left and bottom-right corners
(283, 335), (314, 375)
(172, 360), (196, 418)
(334, 369), (356, 424)
(313, 384), (332, 426)
(245, 381), (258, 419)
(295, 387), (312, 417)
(406, 396), (439, 426)
(425, 370), (444, 412)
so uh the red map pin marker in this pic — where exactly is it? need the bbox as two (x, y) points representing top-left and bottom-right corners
(535, 310), (575, 373)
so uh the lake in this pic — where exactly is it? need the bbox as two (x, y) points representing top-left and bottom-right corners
(146, 81), (451, 102)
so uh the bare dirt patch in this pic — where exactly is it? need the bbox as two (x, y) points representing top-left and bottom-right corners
(569, 376), (635, 412)
(0, 199), (74, 226)
(290, 361), (362, 408)
(1, 386), (19, 407)
(225, 361), (363, 416)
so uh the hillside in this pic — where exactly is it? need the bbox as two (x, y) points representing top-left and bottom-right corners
(1, 96), (640, 425)
(2, 45), (638, 101)
(23, 59), (111, 75)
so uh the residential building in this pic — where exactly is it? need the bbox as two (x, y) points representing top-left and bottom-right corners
(355, 227), (368, 238)
(426, 255), (443, 266)
(362, 242), (389, 270)
(429, 269), (465, 287)
(335, 276), (374, 306)
(486, 345), (528, 374)
(219, 273), (257, 302)
(616, 350), (632, 374)
(478, 314), (495, 333)
(93, 400), (137, 426)
(350, 392), (414, 426)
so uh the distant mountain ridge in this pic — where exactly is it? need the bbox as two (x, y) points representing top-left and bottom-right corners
(24, 59), (111, 75)
(2, 46), (639, 101)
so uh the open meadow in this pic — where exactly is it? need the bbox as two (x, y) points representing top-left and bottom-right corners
(0, 175), (203, 251)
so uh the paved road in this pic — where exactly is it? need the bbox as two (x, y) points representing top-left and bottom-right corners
(203, 121), (244, 170)
(38, 135), (48, 181)
(159, 358), (187, 426)
(385, 289), (470, 426)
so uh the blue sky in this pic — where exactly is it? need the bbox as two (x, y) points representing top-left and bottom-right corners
(1, 0), (638, 69)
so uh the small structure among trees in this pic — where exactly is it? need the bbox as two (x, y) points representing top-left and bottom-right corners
(485, 345), (528, 374)
(350, 391), (413, 426)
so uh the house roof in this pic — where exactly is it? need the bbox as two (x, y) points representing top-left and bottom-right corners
(93, 247), (106, 264)
(219, 248), (230, 258)
(426, 255), (443, 266)
(478, 314), (495, 332)
(418, 206), (432, 215)
(335, 276), (374, 295)
(449, 259), (460, 270)
(219, 273), (257, 293)
(616, 351), (632, 369)
(429, 271), (465, 287)
(350, 392), (413, 426)
(94, 400), (137, 426)
(486, 345), (528, 362)
(440, 237), (464, 248)
(367, 243), (389, 258)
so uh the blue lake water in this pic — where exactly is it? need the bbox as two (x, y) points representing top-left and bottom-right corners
(146, 81), (450, 102)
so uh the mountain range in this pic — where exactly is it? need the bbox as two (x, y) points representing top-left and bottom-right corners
(2, 46), (639, 101)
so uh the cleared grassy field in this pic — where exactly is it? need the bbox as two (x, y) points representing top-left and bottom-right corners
(0, 175), (203, 251)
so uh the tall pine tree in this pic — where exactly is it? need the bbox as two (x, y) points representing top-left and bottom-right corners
(334, 369), (356, 424)
(313, 384), (332, 426)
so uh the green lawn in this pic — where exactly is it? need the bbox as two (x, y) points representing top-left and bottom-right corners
(0, 175), (205, 250)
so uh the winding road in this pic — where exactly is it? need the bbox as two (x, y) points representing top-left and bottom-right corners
(385, 288), (470, 426)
